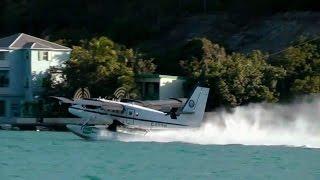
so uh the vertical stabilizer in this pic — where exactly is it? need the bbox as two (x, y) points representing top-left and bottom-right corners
(182, 86), (209, 113)
(181, 86), (210, 127)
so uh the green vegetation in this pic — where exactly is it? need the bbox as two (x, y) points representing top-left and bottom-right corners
(180, 38), (285, 107)
(43, 36), (319, 110)
(1, 1), (319, 109)
(44, 37), (155, 99)
(270, 37), (320, 97)
(64, 37), (136, 97)
(180, 37), (320, 108)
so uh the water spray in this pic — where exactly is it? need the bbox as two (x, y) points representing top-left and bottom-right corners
(124, 96), (320, 148)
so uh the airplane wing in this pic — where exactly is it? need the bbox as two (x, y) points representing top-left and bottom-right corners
(51, 97), (123, 111)
(50, 96), (74, 104)
(74, 99), (124, 111)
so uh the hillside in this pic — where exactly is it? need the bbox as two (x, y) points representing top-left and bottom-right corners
(227, 12), (320, 53)
(139, 12), (320, 74)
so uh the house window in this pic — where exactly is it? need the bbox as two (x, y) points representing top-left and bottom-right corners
(0, 70), (9, 87)
(43, 51), (49, 61)
(0, 100), (6, 117)
(11, 103), (20, 117)
(0, 52), (6, 61)
(38, 51), (49, 61)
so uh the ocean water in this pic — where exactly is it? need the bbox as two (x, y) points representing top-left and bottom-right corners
(1, 97), (320, 179)
(1, 131), (320, 180)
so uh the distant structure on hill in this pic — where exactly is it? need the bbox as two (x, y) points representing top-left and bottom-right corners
(136, 74), (186, 100)
(0, 33), (71, 121)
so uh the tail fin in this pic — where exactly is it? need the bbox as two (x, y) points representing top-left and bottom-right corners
(180, 86), (210, 127)
(182, 86), (209, 113)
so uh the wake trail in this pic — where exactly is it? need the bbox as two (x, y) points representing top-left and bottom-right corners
(122, 96), (320, 148)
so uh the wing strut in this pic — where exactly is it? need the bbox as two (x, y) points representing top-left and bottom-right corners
(82, 119), (92, 127)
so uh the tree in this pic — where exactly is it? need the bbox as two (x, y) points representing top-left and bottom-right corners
(133, 57), (157, 75)
(63, 37), (136, 98)
(271, 37), (320, 97)
(41, 37), (156, 116)
(120, 49), (157, 74)
(56, 36), (157, 99)
(180, 38), (285, 108)
(291, 76), (320, 94)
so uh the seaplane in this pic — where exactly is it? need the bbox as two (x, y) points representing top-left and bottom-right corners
(52, 86), (209, 140)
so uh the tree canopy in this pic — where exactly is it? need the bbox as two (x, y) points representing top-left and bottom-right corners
(270, 37), (320, 96)
(180, 38), (286, 108)
(44, 37), (155, 99)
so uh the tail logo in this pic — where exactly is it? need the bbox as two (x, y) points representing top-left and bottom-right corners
(189, 100), (195, 108)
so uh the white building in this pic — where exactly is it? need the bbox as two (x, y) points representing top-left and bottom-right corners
(0, 33), (71, 121)
(136, 74), (186, 100)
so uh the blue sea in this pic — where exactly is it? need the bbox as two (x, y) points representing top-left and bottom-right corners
(1, 130), (320, 180)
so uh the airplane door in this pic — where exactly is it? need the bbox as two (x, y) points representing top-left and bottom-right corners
(126, 109), (134, 125)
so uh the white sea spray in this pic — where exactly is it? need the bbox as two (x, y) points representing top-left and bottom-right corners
(124, 96), (320, 148)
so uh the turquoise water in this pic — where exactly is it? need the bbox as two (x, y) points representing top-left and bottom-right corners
(1, 131), (320, 180)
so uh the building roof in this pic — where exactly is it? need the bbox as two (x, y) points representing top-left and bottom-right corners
(0, 33), (71, 51)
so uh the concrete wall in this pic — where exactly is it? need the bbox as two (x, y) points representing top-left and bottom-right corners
(15, 118), (81, 124)
(136, 75), (185, 100)
(159, 76), (185, 99)
(12, 118), (104, 125)
(30, 50), (70, 74)
(30, 50), (70, 96)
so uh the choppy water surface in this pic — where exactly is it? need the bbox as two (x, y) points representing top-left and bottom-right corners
(0, 131), (320, 180)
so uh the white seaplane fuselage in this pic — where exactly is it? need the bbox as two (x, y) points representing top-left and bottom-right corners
(63, 86), (209, 140)
(69, 101), (187, 129)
